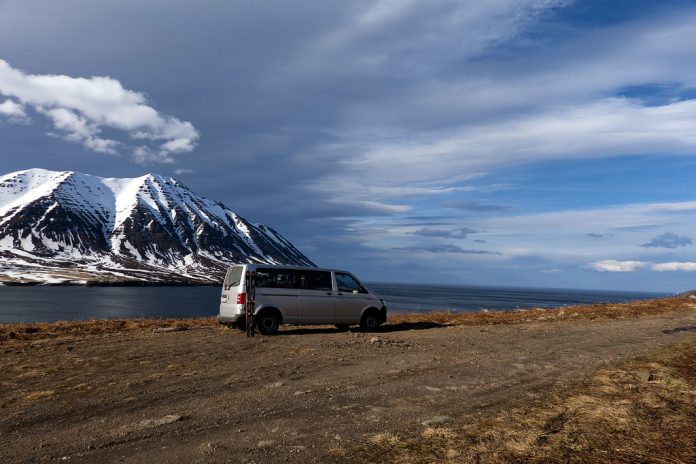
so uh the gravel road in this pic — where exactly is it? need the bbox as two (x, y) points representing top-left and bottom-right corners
(2, 309), (695, 463)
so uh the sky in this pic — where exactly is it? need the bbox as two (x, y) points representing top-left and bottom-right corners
(2, 0), (696, 293)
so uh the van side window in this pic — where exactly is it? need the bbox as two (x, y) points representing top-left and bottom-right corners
(256, 268), (297, 288)
(336, 272), (366, 293)
(298, 271), (332, 291)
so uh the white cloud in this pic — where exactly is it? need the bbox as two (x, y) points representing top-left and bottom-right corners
(345, 97), (696, 185)
(40, 107), (119, 154)
(174, 168), (193, 175)
(347, 198), (696, 268)
(590, 260), (650, 272)
(590, 260), (696, 272)
(295, 8), (696, 203)
(0, 98), (28, 122)
(651, 262), (696, 272)
(308, 0), (571, 74)
(0, 59), (199, 162)
(132, 146), (174, 165)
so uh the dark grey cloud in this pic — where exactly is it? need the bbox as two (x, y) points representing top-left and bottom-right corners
(411, 227), (477, 239)
(640, 232), (692, 249)
(587, 233), (604, 238)
(393, 244), (500, 254)
(473, 239), (487, 243)
(440, 200), (512, 212)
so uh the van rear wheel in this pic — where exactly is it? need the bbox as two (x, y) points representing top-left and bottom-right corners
(256, 311), (280, 335)
(360, 310), (380, 332)
(235, 318), (246, 332)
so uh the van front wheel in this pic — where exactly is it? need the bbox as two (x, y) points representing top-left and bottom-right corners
(256, 311), (280, 335)
(360, 310), (380, 332)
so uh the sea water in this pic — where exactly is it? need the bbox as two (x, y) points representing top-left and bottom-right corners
(0, 283), (667, 323)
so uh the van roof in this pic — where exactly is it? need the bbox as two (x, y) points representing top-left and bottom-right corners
(227, 263), (352, 275)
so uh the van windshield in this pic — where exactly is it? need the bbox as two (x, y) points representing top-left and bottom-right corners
(223, 266), (243, 290)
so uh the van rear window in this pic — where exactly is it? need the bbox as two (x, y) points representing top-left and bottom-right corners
(223, 266), (243, 290)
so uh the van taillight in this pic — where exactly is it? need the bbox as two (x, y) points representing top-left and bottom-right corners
(237, 293), (246, 304)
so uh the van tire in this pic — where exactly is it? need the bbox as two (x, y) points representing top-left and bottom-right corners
(235, 318), (246, 332)
(256, 310), (280, 335)
(360, 310), (380, 332)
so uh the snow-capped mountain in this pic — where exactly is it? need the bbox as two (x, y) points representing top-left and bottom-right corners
(0, 168), (314, 284)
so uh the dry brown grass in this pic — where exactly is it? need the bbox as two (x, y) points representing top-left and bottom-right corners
(0, 316), (217, 342)
(24, 390), (55, 401)
(1, 294), (693, 344)
(388, 294), (696, 327)
(339, 339), (696, 464)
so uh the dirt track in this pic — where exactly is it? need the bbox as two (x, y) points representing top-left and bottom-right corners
(1, 308), (695, 463)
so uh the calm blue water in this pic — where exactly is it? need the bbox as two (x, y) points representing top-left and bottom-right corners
(0, 283), (668, 324)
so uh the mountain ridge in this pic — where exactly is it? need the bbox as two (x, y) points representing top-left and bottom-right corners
(0, 168), (314, 284)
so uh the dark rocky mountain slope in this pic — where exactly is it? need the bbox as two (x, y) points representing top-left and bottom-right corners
(0, 169), (314, 284)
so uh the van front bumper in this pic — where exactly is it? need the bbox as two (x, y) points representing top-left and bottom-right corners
(378, 305), (387, 323)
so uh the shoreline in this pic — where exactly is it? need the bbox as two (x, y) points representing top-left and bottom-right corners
(2, 293), (693, 342)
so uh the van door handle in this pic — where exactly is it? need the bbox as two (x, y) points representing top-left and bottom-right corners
(337, 292), (344, 296)
(326, 292), (333, 295)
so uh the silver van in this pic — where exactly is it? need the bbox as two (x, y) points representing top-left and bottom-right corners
(218, 264), (387, 335)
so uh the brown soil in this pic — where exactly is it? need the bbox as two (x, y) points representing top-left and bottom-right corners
(1, 296), (695, 463)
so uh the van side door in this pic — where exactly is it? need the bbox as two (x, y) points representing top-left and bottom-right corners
(296, 270), (335, 324)
(333, 272), (372, 323)
(255, 268), (299, 323)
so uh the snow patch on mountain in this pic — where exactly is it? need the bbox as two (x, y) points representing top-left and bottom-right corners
(0, 168), (314, 284)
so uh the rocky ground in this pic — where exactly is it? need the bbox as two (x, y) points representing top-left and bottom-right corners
(1, 297), (695, 463)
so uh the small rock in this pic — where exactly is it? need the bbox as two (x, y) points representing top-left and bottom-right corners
(421, 415), (453, 427)
(265, 381), (284, 389)
(635, 368), (654, 382)
(370, 337), (381, 345)
(257, 440), (274, 448)
(425, 386), (442, 392)
(689, 294), (696, 299)
(139, 414), (183, 428)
